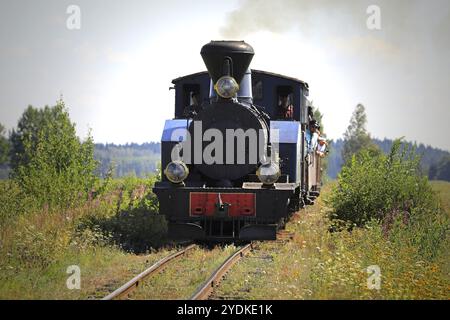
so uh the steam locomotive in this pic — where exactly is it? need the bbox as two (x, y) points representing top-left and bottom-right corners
(153, 41), (323, 241)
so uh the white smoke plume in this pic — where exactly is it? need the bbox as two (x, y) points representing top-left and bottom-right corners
(219, 0), (450, 150)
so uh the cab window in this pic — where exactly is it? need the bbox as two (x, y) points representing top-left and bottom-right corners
(275, 86), (294, 120)
(252, 79), (263, 101)
(183, 84), (201, 107)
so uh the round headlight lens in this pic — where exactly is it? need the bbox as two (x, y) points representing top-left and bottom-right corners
(256, 162), (281, 185)
(214, 76), (239, 99)
(164, 161), (189, 184)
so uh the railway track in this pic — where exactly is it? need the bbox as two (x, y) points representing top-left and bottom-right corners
(102, 244), (196, 300)
(102, 242), (253, 300)
(190, 243), (253, 300)
(102, 232), (293, 300)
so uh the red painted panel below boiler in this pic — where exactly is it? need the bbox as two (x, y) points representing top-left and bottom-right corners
(189, 192), (256, 217)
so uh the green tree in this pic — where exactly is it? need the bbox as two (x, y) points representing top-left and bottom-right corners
(10, 105), (51, 171)
(0, 123), (9, 165)
(10, 100), (98, 208)
(342, 104), (377, 164)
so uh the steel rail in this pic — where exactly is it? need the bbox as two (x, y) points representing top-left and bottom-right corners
(102, 244), (196, 300)
(190, 243), (253, 300)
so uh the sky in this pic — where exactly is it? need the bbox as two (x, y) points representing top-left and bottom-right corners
(0, 0), (449, 150)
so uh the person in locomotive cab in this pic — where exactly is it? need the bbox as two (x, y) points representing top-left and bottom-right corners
(276, 94), (294, 120)
(183, 91), (202, 118)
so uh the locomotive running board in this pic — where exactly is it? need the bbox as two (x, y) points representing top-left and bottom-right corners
(242, 182), (297, 190)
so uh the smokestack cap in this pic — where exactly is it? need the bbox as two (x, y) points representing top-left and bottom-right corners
(201, 41), (254, 85)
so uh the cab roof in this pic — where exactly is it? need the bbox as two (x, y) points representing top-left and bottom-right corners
(171, 69), (309, 89)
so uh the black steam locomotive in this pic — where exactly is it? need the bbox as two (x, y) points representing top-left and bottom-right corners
(153, 41), (323, 241)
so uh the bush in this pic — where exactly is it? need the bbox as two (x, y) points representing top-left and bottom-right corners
(98, 196), (167, 252)
(329, 140), (435, 227)
(10, 101), (98, 210)
(328, 140), (449, 260)
(78, 176), (166, 253)
(0, 180), (37, 225)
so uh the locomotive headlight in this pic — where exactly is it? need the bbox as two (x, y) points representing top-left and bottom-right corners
(164, 161), (189, 184)
(214, 76), (239, 99)
(256, 162), (281, 185)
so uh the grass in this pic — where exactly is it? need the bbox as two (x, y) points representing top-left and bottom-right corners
(0, 245), (146, 299)
(0, 176), (170, 299)
(431, 180), (450, 212)
(0, 174), (237, 300)
(215, 182), (450, 300)
(1, 179), (449, 299)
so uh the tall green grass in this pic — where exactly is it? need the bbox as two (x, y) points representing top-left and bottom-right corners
(328, 140), (448, 260)
(321, 140), (449, 297)
(216, 183), (449, 299)
(0, 175), (168, 299)
(215, 142), (449, 300)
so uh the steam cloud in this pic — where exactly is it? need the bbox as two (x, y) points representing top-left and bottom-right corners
(220, 0), (448, 44)
(219, 0), (450, 150)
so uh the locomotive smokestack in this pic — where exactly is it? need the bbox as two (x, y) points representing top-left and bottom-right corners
(201, 41), (254, 101)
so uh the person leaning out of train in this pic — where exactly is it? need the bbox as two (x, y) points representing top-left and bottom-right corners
(316, 137), (328, 157)
(309, 120), (320, 153)
(305, 119), (316, 153)
(276, 94), (294, 120)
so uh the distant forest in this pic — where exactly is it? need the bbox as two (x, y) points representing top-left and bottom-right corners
(327, 138), (450, 180)
(94, 142), (160, 178)
(2, 139), (449, 181)
(94, 138), (450, 181)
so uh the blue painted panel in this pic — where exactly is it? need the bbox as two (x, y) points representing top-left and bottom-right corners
(161, 119), (191, 142)
(270, 121), (302, 184)
(270, 121), (300, 144)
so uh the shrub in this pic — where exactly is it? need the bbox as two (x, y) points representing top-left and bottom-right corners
(99, 196), (167, 252)
(329, 140), (435, 227)
(0, 180), (37, 225)
(328, 140), (449, 260)
(78, 176), (166, 253)
(10, 101), (98, 210)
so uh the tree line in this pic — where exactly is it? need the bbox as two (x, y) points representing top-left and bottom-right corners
(327, 104), (450, 181)
(0, 119), (161, 179)
(94, 142), (160, 178)
(1, 103), (449, 181)
(327, 138), (450, 180)
(329, 103), (448, 266)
